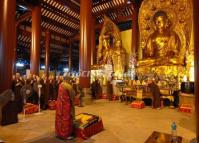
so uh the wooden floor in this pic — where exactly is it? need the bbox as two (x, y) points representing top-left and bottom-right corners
(0, 99), (196, 143)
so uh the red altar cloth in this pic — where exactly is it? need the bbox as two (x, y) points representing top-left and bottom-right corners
(75, 119), (104, 139)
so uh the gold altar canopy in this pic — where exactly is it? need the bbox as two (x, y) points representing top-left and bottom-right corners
(138, 0), (192, 67)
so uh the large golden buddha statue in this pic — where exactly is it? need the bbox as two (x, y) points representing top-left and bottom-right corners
(137, 0), (192, 82)
(140, 10), (181, 66)
(145, 11), (180, 59)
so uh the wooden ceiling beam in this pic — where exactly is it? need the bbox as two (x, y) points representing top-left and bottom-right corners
(18, 28), (31, 37)
(41, 2), (79, 24)
(116, 15), (132, 23)
(16, 11), (32, 27)
(18, 28), (68, 46)
(20, 21), (69, 39)
(96, 15), (132, 29)
(71, 34), (80, 41)
(18, 41), (30, 46)
(17, 43), (64, 54)
(72, 0), (80, 5)
(43, 48), (63, 53)
(44, 28), (68, 40)
(42, 16), (78, 34)
(53, 0), (80, 14)
(72, 15), (133, 40)
(49, 45), (64, 51)
(93, 0), (112, 7)
(94, 2), (132, 16)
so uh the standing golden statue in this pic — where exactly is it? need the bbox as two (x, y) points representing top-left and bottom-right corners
(101, 35), (113, 64)
(143, 10), (181, 65)
(96, 16), (126, 79)
(112, 40), (126, 78)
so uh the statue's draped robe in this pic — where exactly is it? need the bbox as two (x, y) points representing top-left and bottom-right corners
(55, 82), (75, 139)
(145, 31), (180, 60)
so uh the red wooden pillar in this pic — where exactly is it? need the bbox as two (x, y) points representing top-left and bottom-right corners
(193, 0), (199, 141)
(69, 39), (72, 72)
(30, 6), (41, 75)
(79, 0), (92, 88)
(0, 0), (16, 93)
(131, 3), (139, 56)
(45, 31), (50, 77)
(91, 16), (96, 65)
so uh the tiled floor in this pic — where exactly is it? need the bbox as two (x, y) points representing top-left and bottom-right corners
(0, 99), (196, 143)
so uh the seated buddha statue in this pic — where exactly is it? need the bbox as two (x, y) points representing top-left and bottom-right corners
(112, 40), (126, 78)
(139, 10), (182, 66)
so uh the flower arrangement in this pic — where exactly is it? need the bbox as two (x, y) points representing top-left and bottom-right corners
(128, 54), (137, 80)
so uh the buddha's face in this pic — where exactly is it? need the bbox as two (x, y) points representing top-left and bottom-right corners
(155, 16), (166, 33)
(16, 73), (20, 79)
(115, 40), (122, 48)
(37, 76), (40, 82)
(103, 39), (109, 48)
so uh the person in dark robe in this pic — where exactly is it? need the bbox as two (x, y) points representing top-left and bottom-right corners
(107, 80), (113, 101)
(52, 76), (58, 100)
(49, 76), (55, 100)
(33, 76), (40, 104)
(55, 75), (76, 140)
(172, 90), (180, 108)
(91, 79), (101, 99)
(12, 73), (23, 112)
(42, 75), (49, 109)
(91, 81), (96, 99)
(39, 76), (46, 109)
(26, 74), (35, 103)
(147, 78), (161, 109)
(74, 81), (84, 107)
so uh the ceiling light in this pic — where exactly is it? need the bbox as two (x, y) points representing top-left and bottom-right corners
(63, 68), (69, 72)
(127, 0), (132, 4)
(41, 65), (45, 69)
(16, 62), (24, 67)
(18, 5), (28, 10)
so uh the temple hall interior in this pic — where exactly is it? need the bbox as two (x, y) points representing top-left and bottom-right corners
(0, 0), (199, 143)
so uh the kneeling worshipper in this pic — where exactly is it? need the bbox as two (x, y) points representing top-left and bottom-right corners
(55, 74), (76, 140)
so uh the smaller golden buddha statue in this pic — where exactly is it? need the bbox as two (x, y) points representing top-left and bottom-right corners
(139, 10), (182, 66)
(112, 40), (126, 78)
(97, 35), (113, 65)
(102, 35), (113, 64)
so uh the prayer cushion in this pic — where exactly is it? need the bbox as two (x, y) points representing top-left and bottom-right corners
(131, 100), (145, 109)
